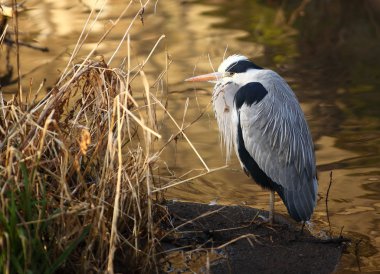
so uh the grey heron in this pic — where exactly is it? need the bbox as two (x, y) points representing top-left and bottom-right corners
(185, 55), (318, 223)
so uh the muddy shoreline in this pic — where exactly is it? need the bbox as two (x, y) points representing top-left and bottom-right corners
(161, 201), (348, 273)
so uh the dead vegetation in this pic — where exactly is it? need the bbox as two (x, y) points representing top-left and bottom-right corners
(2, 1), (249, 273)
(0, 1), (178, 273)
(0, 56), (166, 273)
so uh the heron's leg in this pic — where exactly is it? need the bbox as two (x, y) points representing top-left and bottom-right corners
(301, 221), (306, 235)
(269, 190), (275, 225)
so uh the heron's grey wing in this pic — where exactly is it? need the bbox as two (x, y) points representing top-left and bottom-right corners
(237, 71), (318, 221)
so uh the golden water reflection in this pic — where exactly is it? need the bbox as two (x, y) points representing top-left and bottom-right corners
(1, 0), (379, 272)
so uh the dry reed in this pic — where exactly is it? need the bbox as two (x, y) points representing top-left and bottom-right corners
(0, 56), (167, 273)
(0, 1), (229, 273)
(0, 1), (169, 273)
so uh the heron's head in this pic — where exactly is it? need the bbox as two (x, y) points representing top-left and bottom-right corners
(185, 55), (262, 84)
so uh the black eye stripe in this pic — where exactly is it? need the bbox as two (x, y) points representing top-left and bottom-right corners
(226, 60), (263, 73)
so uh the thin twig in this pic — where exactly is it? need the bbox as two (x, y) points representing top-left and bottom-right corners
(12, 0), (22, 101)
(152, 165), (227, 193)
(325, 171), (333, 236)
(160, 207), (227, 241)
(355, 239), (362, 272)
(107, 96), (123, 274)
(151, 94), (210, 171)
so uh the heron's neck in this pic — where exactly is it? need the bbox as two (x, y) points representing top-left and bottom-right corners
(233, 69), (264, 86)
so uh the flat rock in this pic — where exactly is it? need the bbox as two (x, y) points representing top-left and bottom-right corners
(161, 201), (346, 274)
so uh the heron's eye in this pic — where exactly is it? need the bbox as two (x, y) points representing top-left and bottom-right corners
(226, 72), (235, 77)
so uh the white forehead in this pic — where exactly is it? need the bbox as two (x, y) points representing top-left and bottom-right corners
(218, 55), (249, 72)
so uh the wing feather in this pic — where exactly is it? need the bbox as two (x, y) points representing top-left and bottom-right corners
(237, 70), (318, 220)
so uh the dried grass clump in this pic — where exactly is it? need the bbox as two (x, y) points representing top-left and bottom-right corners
(0, 2), (174, 273)
(0, 56), (167, 273)
(0, 1), (228, 272)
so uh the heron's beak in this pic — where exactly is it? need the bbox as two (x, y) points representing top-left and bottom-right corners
(185, 72), (224, 82)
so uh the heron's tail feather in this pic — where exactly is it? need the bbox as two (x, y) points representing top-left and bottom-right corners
(278, 177), (318, 222)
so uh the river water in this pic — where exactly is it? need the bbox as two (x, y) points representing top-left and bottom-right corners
(1, 0), (379, 272)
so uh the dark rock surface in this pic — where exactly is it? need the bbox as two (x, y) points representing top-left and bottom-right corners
(161, 201), (347, 274)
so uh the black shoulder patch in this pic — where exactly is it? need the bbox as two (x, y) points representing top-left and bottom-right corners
(226, 60), (263, 73)
(234, 82), (268, 109)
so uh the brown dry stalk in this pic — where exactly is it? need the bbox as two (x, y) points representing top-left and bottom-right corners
(0, 1), (231, 273)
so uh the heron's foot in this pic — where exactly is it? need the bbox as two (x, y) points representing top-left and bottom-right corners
(299, 221), (323, 237)
(257, 213), (293, 227)
(257, 214), (274, 225)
